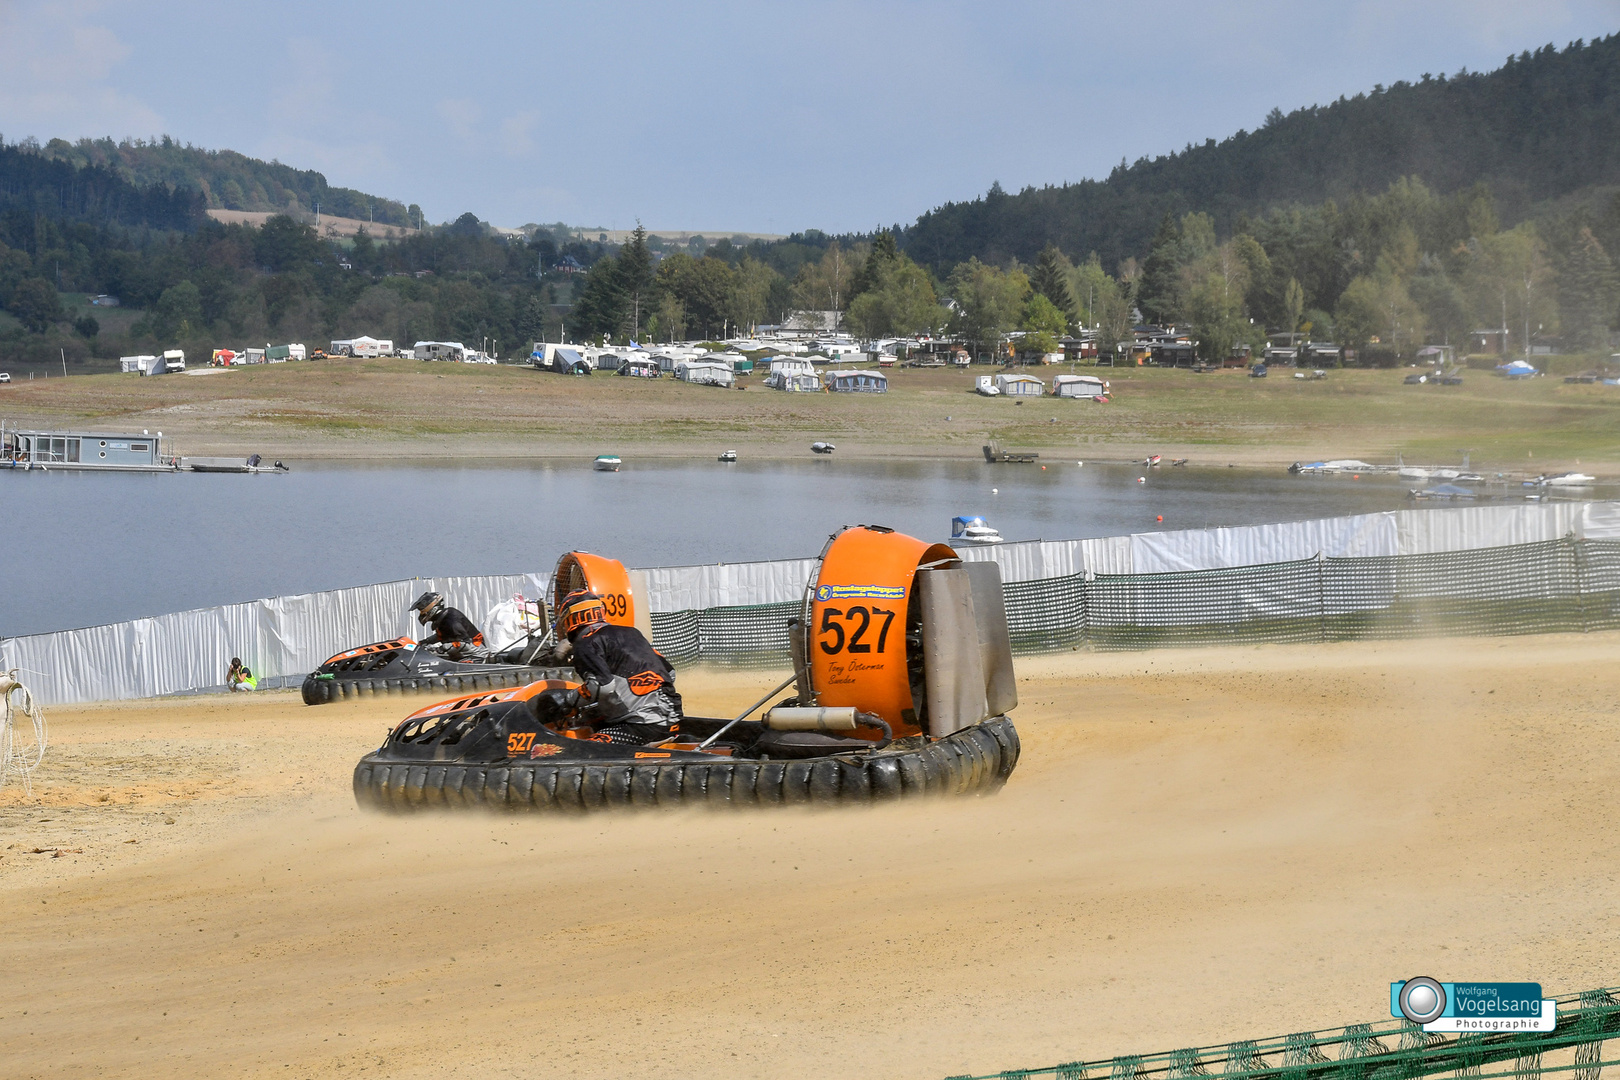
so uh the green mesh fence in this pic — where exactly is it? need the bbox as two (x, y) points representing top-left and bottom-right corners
(649, 539), (1620, 667)
(948, 987), (1617, 1080)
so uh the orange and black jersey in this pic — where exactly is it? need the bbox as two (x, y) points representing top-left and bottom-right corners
(571, 623), (680, 707)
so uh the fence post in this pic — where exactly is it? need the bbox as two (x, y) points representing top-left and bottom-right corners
(1315, 552), (1327, 644)
(1572, 535), (1590, 633)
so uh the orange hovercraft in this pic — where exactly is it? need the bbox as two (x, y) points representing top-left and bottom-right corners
(351, 526), (1021, 811)
(302, 552), (644, 705)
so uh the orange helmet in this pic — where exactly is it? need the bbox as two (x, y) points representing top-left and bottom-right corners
(557, 590), (607, 639)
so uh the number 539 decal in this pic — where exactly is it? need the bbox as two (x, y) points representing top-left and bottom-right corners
(818, 605), (895, 655)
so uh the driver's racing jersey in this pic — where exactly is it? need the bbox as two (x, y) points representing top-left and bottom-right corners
(570, 623), (682, 718)
(423, 606), (483, 647)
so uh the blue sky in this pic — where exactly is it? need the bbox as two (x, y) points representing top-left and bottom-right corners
(1, 0), (1616, 233)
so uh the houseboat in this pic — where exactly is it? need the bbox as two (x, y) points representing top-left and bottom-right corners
(1, 422), (177, 472)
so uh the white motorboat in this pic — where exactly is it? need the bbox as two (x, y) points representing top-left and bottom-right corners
(593, 455), (622, 472)
(951, 515), (1004, 545)
(718, 449), (737, 463)
(1532, 472), (1596, 487)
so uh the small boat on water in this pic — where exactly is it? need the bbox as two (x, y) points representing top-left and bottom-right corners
(1143, 454), (1162, 467)
(1289, 459), (1378, 475)
(718, 449), (737, 462)
(811, 442), (836, 455)
(1526, 472), (1595, 487)
(184, 454), (289, 474)
(1409, 483), (1481, 501)
(593, 455), (622, 472)
(950, 515), (1004, 545)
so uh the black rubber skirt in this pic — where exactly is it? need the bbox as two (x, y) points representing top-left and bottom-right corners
(302, 666), (572, 705)
(352, 716), (1021, 812)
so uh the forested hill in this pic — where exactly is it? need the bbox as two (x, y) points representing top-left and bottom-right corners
(902, 35), (1620, 272)
(26, 136), (414, 226)
(0, 142), (206, 232)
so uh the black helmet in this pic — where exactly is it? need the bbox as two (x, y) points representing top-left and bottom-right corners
(409, 591), (445, 625)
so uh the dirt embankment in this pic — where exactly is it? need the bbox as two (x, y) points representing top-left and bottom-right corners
(2, 635), (1616, 1079)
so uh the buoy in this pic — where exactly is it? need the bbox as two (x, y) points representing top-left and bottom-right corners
(992, 487), (999, 494)
(1352, 474), (1360, 479)
(1076, 461), (1084, 466)
(1156, 515), (1163, 522)
(1041, 465), (1046, 470)
(1137, 477), (1146, 484)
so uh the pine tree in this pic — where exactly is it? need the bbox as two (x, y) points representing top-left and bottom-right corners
(1136, 214), (1184, 326)
(1559, 227), (1617, 350)
(617, 224), (656, 341)
(1029, 244), (1075, 321)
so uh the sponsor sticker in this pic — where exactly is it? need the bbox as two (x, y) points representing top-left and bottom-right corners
(529, 742), (563, 758)
(816, 584), (906, 601)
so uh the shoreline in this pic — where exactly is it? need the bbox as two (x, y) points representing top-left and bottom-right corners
(1, 358), (1616, 476)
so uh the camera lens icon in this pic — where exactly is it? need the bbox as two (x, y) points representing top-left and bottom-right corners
(1399, 977), (1447, 1024)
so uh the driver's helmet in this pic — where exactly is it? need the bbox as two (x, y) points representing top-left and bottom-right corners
(409, 591), (446, 626)
(557, 590), (607, 640)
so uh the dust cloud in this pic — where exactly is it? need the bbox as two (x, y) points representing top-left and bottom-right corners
(2, 635), (1617, 1079)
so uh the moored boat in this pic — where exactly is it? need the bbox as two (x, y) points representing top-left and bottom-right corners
(593, 455), (622, 472)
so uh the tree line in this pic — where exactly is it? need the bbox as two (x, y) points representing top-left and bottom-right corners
(901, 36), (1620, 276)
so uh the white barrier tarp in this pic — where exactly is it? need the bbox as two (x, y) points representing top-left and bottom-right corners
(0, 573), (546, 707)
(955, 536), (1134, 580)
(1580, 501), (1620, 539)
(639, 558), (817, 612)
(5, 502), (1616, 707)
(1129, 513), (1398, 574)
(1393, 502), (1589, 553)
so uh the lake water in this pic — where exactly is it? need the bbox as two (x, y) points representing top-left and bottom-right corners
(2, 457), (1592, 636)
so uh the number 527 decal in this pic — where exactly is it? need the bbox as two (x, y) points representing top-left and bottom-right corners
(507, 731), (537, 754)
(817, 605), (895, 655)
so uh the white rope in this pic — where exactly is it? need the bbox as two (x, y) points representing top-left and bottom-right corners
(0, 669), (47, 795)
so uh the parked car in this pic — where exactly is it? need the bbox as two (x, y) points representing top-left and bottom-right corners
(1249, 363), (1268, 378)
(0, 372), (10, 383)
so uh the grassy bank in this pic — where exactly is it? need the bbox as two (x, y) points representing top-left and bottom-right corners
(1, 356), (1618, 473)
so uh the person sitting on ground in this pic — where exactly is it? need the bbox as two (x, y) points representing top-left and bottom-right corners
(227, 657), (256, 692)
(409, 591), (484, 658)
(551, 590), (682, 745)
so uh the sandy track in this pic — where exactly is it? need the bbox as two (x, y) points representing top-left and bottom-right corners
(2, 636), (1617, 1079)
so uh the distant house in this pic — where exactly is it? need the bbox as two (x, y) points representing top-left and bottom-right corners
(828, 369), (887, 393)
(994, 373), (1044, 396)
(1302, 341), (1343, 365)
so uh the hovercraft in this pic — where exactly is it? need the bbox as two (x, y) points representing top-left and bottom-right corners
(352, 525), (1022, 810)
(302, 551), (647, 705)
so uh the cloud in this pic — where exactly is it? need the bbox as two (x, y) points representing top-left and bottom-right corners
(0, 0), (163, 138)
